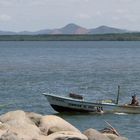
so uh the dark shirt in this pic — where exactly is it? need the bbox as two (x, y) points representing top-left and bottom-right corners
(130, 97), (139, 106)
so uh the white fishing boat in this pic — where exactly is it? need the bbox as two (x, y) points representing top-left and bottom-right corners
(43, 86), (140, 114)
(43, 93), (114, 113)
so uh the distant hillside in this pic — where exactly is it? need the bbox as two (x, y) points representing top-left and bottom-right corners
(33, 23), (89, 34)
(89, 25), (128, 34)
(0, 23), (131, 35)
(58, 23), (89, 34)
(0, 30), (15, 35)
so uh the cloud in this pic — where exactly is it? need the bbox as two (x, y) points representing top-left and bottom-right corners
(0, 0), (11, 6)
(0, 0), (140, 31)
(0, 0), (17, 7)
(94, 11), (102, 16)
(117, 0), (133, 2)
(76, 14), (91, 19)
(0, 14), (11, 21)
(116, 9), (125, 14)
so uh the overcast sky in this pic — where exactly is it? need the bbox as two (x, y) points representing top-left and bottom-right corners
(0, 0), (140, 31)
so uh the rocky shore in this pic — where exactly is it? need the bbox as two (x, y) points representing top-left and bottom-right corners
(0, 110), (128, 140)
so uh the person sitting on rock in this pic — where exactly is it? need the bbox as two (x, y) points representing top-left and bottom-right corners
(130, 94), (139, 106)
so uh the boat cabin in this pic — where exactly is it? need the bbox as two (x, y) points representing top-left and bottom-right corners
(69, 93), (83, 100)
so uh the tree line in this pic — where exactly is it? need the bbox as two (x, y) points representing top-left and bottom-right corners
(0, 33), (140, 41)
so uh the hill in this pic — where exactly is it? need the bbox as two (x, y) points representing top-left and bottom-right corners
(0, 23), (129, 35)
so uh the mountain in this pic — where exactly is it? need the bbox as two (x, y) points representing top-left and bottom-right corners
(18, 31), (34, 35)
(89, 25), (128, 34)
(0, 30), (16, 35)
(0, 24), (129, 35)
(58, 23), (89, 34)
(34, 23), (89, 34)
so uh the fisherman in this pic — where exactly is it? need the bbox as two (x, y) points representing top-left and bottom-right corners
(97, 106), (104, 113)
(130, 94), (139, 106)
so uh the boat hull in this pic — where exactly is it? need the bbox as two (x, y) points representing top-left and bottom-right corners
(115, 105), (140, 114)
(50, 104), (93, 113)
(43, 93), (117, 113)
(43, 93), (140, 114)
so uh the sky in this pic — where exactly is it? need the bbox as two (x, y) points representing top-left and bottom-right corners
(0, 0), (140, 32)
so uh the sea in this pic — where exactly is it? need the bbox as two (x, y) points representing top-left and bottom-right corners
(0, 41), (140, 139)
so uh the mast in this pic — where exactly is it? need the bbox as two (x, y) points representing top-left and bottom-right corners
(116, 85), (120, 104)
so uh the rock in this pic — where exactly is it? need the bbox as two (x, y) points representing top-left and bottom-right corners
(115, 137), (128, 140)
(0, 110), (33, 126)
(103, 133), (118, 140)
(83, 128), (110, 140)
(25, 112), (43, 127)
(0, 122), (10, 131)
(39, 115), (80, 135)
(0, 130), (19, 140)
(100, 127), (120, 136)
(46, 131), (88, 140)
(9, 122), (40, 139)
(103, 132), (128, 140)
(0, 110), (41, 139)
(47, 127), (63, 135)
(0, 130), (7, 139)
(0, 110), (128, 140)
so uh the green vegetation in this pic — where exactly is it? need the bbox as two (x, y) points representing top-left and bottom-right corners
(0, 33), (140, 41)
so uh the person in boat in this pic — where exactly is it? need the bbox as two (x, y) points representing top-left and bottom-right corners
(130, 94), (139, 106)
(97, 106), (104, 113)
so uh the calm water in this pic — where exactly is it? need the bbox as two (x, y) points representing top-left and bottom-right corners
(0, 41), (140, 139)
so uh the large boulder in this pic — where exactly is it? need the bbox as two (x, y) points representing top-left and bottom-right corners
(83, 128), (110, 140)
(103, 133), (118, 140)
(25, 111), (43, 127)
(115, 137), (128, 140)
(0, 122), (10, 138)
(39, 115), (80, 135)
(0, 130), (20, 140)
(46, 131), (88, 140)
(103, 132), (128, 140)
(0, 110), (128, 140)
(0, 110), (33, 126)
(0, 110), (41, 139)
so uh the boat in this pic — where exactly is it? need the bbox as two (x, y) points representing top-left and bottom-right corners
(43, 93), (114, 113)
(42, 86), (140, 114)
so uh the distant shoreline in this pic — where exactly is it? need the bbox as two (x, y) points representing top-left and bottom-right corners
(0, 33), (140, 41)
